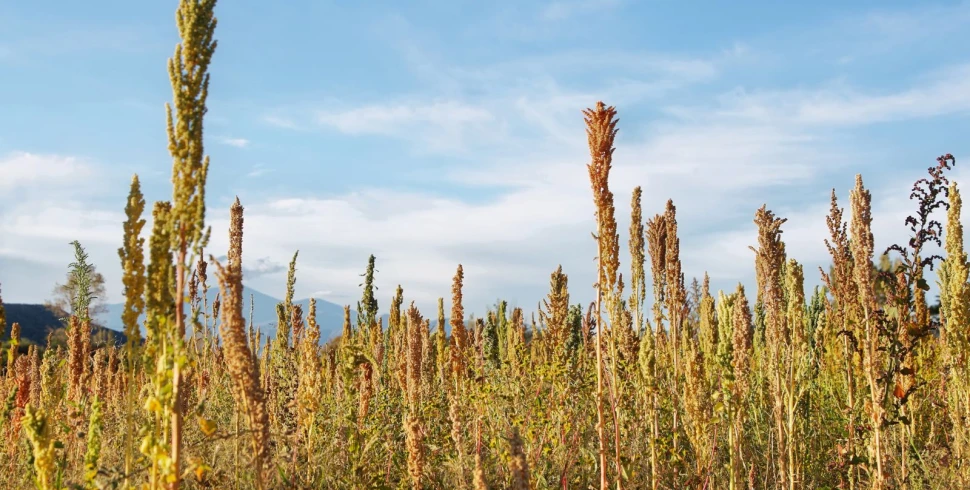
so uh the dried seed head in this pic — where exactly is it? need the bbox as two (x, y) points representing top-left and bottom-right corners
(647, 213), (668, 329)
(585, 101), (621, 295)
(752, 205), (788, 350)
(664, 201), (687, 336)
(451, 265), (467, 380)
(542, 265), (570, 363)
(291, 304), (305, 347)
(849, 175), (876, 312)
(732, 284), (753, 398)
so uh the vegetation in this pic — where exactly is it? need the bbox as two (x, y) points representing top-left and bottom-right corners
(2, 1), (969, 489)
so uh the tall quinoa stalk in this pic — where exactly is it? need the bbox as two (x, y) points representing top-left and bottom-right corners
(645, 212), (667, 489)
(143, 201), (175, 488)
(449, 265), (468, 485)
(437, 298), (447, 387)
(584, 101), (620, 490)
(751, 206), (790, 488)
(297, 298), (321, 476)
(403, 303), (426, 488)
(820, 189), (861, 490)
(165, 0), (218, 485)
(781, 258), (811, 490)
(211, 198), (270, 488)
(629, 187), (646, 340)
(941, 180), (970, 480)
(663, 200), (686, 465)
(849, 175), (884, 488)
(117, 174), (147, 484)
(699, 274), (718, 387)
(723, 284), (754, 490)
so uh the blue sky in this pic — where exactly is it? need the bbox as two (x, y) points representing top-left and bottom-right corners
(1, 0), (970, 321)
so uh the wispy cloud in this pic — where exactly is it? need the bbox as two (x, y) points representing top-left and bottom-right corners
(263, 115), (303, 131)
(264, 99), (503, 155)
(218, 136), (250, 148)
(265, 46), (726, 156)
(315, 100), (494, 136)
(247, 164), (271, 178)
(243, 257), (286, 277)
(540, 0), (623, 21)
(662, 62), (970, 127)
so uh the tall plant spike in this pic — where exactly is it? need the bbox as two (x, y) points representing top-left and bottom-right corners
(165, 1), (219, 484)
(584, 100), (620, 490)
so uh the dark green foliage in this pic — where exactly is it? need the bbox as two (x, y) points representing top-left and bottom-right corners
(566, 303), (583, 357)
(280, 251), (299, 342)
(807, 286), (826, 350)
(483, 311), (499, 367)
(67, 240), (97, 322)
(357, 255), (379, 330)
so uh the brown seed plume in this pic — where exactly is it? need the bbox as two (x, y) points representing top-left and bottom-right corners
(585, 101), (621, 296)
(404, 303), (426, 487)
(211, 197), (270, 481)
(450, 264), (467, 381)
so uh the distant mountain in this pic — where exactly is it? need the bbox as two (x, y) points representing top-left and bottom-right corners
(5, 286), (460, 350)
(102, 285), (413, 343)
(3, 303), (126, 347)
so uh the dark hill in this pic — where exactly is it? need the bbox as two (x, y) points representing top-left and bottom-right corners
(2, 303), (126, 348)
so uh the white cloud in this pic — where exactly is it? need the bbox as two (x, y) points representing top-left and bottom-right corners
(204, 108), (854, 313)
(0, 203), (125, 305)
(240, 32), (970, 314)
(0, 153), (125, 303)
(243, 257), (286, 277)
(0, 152), (93, 191)
(313, 100), (500, 154)
(219, 136), (250, 148)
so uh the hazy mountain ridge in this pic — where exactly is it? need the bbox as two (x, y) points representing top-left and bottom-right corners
(102, 285), (452, 343)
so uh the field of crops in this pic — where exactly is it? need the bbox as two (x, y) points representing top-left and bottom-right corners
(2, 1), (969, 489)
